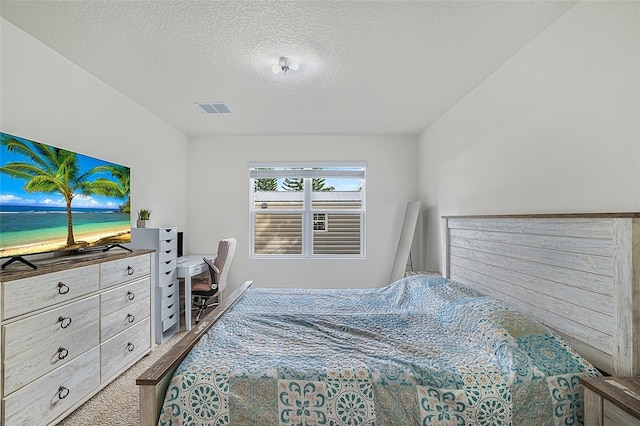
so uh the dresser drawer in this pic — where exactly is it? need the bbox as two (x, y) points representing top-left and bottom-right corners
(158, 257), (177, 275)
(2, 264), (99, 320)
(158, 227), (178, 241)
(158, 248), (177, 265)
(100, 254), (151, 289)
(162, 303), (179, 323)
(4, 321), (98, 395)
(162, 311), (179, 332)
(158, 268), (177, 287)
(159, 284), (178, 318)
(159, 238), (177, 259)
(101, 297), (150, 341)
(3, 346), (100, 426)
(190, 261), (208, 276)
(100, 277), (151, 318)
(161, 295), (179, 320)
(101, 317), (151, 382)
(3, 295), (99, 359)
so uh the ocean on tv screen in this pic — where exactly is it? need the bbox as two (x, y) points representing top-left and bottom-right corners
(0, 205), (131, 258)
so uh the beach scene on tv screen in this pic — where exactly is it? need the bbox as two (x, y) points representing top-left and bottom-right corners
(0, 132), (131, 259)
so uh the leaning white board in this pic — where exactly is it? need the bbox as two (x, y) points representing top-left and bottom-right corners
(389, 200), (420, 284)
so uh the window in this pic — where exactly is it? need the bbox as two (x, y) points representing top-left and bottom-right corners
(250, 162), (366, 258)
(313, 213), (327, 232)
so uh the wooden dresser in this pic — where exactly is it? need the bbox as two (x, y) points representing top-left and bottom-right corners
(583, 376), (640, 426)
(0, 250), (154, 425)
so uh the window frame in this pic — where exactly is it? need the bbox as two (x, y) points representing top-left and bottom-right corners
(249, 162), (366, 259)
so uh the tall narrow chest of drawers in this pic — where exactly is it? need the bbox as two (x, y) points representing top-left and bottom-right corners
(0, 250), (154, 426)
(130, 227), (180, 343)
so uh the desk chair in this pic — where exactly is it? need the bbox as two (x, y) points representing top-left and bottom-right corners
(185, 238), (236, 324)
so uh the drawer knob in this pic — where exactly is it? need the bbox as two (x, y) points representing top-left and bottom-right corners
(57, 282), (70, 295)
(127, 314), (135, 323)
(127, 291), (135, 301)
(58, 316), (72, 329)
(57, 347), (69, 360)
(57, 386), (70, 400)
(127, 342), (135, 352)
(126, 266), (134, 276)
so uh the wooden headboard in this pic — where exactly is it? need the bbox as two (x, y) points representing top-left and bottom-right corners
(442, 213), (640, 376)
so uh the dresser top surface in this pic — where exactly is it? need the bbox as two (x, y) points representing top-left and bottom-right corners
(0, 249), (154, 281)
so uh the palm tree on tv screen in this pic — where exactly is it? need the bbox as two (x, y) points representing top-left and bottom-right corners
(100, 164), (131, 213)
(0, 135), (128, 246)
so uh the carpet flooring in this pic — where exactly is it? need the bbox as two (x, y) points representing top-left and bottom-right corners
(58, 327), (186, 426)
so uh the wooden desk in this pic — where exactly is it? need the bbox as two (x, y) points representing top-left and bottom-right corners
(583, 376), (640, 425)
(176, 254), (214, 331)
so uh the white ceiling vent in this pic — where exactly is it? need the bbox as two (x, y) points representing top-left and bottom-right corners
(195, 102), (232, 114)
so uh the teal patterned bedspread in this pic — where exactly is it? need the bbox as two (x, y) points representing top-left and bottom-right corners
(159, 275), (600, 425)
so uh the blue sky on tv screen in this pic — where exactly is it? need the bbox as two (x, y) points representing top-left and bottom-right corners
(0, 134), (128, 210)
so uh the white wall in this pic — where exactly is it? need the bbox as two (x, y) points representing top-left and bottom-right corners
(10, 1), (632, 290)
(418, 1), (640, 271)
(1, 18), (419, 291)
(187, 135), (418, 290)
(1, 18), (189, 231)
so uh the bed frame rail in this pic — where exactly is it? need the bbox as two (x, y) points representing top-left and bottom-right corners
(136, 280), (253, 426)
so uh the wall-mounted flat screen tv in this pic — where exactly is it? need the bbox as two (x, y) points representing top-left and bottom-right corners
(0, 132), (131, 268)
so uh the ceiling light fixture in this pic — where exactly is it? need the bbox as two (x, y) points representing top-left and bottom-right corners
(272, 56), (299, 75)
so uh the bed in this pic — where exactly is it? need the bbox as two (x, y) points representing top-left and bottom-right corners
(137, 213), (640, 425)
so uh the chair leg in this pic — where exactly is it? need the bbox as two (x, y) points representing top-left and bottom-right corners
(194, 296), (209, 324)
(192, 293), (222, 324)
(194, 304), (205, 324)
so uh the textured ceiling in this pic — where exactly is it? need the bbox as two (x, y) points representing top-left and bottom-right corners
(0, 1), (577, 137)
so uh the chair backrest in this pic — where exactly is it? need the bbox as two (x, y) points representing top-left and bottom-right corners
(203, 237), (236, 293)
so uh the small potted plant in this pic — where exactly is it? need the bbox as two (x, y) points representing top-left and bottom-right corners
(137, 209), (151, 228)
